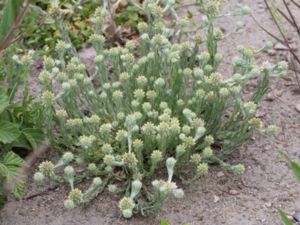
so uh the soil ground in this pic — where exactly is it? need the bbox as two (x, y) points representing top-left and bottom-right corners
(1, 0), (300, 224)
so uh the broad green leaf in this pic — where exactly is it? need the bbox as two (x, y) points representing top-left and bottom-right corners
(187, 10), (194, 19)
(0, 177), (7, 207)
(160, 219), (170, 225)
(0, 163), (9, 178)
(279, 209), (293, 225)
(0, 120), (21, 144)
(22, 128), (44, 150)
(0, 93), (9, 114)
(11, 177), (25, 198)
(11, 133), (32, 150)
(12, 128), (44, 150)
(0, 151), (25, 198)
(2, 151), (24, 169)
(0, 0), (24, 43)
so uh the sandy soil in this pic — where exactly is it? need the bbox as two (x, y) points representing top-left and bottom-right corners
(1, 0), (300, 224)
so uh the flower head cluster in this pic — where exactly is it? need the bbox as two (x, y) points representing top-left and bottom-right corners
(35, 2), (284, 218)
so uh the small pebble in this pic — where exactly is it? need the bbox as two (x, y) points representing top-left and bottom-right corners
(274, 42), (289, 51)
(266, 92), (276, 101)
(255, 111), (265, 118)
(266, 90), (283, 101)
(295, 104), (300, 113)
(267, 49), (276, 56)
(274, 42), (298, 52)
(217, 171), (225, 177)
(293, 211), (300, 222)
(213, 195), (220, 203)
(265, 202), (272, 208)
(229, 189), (238, 195)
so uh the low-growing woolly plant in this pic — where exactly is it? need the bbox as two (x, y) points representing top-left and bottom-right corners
(34, 0), (286, 218)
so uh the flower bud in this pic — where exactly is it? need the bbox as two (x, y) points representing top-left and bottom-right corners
(131, 180), (142, 199)
(108, 184), (117, 193)
(125, 114), (137, 130)
(141, 122), (156, 136)
(76, 157), (84, 165)
(112, 90), (123, 100)
(265, 125), (278, 135)
(100, 92), (107, 99)
(202, 147), (213, 158)
(64, 166), (74, 177)
(56, 109), (68, 119)
(56, 40), (70, 51)
(154, 78), (165, 88)
(152, 180), (161, 189)
(101, 144), (113, 154)
(240, 6), (251, 14)
(176, 144), (186, 158)
(190, 154), (202, 165)
(41, 91), (55, 106)
(105, 165), (113, 173)
(182, 125), (191, 135)
(166, 157), (176, 176)
(244, 101), (256, 114)
(99, 123), (112, 135)
(122, 152), (138, 168)
(151, 150), (163, 163)
(103, 154), (115, 166)
(92, 177), (102, 187)
(66, 118), (83, 128)
(79, 135), (96, 149)
(39, 161), (55, 178)
(21, 55), (33, 67)
(68, 188), (83, 205)
(44, 56), (55, 70)
(62, 152), (74, 163)
(88, 163), (97, 172)
(33, 172), (45, 184)
(133, 139), (143, 151)
(119, 197), (135, 210)
(230, 164), (245, 174)
(94, 55), (104, 64)
(196, 163), (208, 176)
(146, 90), (157, 100)
(219, 88), (229, 97)
(137, 22), (148, 33)
(173, 188), (184, 198)
(64, 199), (75, 209)
(199, 52), (210, 62)
(116, 129), (128, 142)
(204, 135), (214, 146)
(136, 76), (148, 87)
(265, 41), (272, 49)
(122, 209), (133, 218)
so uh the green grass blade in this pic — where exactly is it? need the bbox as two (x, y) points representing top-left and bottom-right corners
(279, 150), (300, 184)
(279, 209), (293, 225)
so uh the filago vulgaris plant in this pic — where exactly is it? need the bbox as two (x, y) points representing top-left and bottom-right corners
(33, 0), (286, 218)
